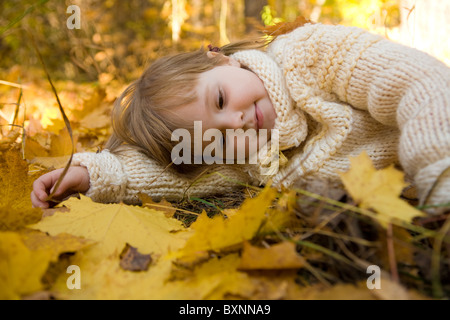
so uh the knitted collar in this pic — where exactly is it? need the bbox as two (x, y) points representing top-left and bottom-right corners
(230, 50), (308, 150)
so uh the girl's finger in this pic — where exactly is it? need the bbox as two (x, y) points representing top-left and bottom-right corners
(32, 178), (51, 202)
(31, 191), (49, 209)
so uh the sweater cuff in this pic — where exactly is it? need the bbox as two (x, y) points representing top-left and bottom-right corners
(72, 151), (128, 203)
(415, 157), (450, 214)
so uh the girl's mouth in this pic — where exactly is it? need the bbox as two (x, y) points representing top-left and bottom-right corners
(255, 103), (264, 130)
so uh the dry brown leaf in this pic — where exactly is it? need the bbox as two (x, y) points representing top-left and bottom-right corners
(119, 243), (152, 272)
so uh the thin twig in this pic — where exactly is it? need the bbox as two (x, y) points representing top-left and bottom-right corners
(431, 215), (450, 299)
(27, 30), (74, 202)
(386, 223), (399, 283)
(144, 203), (200, 216)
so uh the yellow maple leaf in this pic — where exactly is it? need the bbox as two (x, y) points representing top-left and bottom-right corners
(28, 196), (193, 299)
(167, 253), (300, 300)
(0, 232), (52, 300)
(50, 253), (175, 299)
(48, 127), (74, 157)
(164, 253), (252, 300)
(79, 105), (111, 130)
(174, 185), (278, 258)
(339, 151), (425, 227)
(54, 252), (251, 300)
(30, 195), (188, 261)
(25, 128), (75, 169)
(24, 187), (300, 300)
(20, 229), (94, 261)
(0, 149), (42, 231)
(23, 135), (49, 159)
(238, 241), (305, 270)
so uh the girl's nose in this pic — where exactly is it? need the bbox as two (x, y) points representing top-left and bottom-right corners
(227, 111), (245, 129)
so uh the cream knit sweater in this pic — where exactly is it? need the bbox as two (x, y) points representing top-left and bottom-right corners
(72, 23), (450, 209)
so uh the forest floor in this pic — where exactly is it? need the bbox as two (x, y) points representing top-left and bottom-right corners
(1, 66), (450, 300)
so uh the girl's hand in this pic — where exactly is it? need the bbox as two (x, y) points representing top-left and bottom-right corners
(31, 166), (90, 209)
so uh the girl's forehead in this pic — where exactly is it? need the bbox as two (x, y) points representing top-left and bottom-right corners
(167, 94), (208, 126)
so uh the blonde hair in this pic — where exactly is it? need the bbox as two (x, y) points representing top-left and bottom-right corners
(105, 39), (268, 174)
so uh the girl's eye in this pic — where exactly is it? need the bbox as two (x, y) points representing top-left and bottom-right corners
(217, 89), (224, 110)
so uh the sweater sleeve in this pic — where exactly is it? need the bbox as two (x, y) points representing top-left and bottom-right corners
(273, 24), (450, 208)
(72, 148), (253, 205)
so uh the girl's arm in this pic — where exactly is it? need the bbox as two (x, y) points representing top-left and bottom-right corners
(70, 147), (253, 205)
(273, 23), (450, 208)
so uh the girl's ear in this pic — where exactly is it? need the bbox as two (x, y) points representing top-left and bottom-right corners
(206, 51), (241, 67)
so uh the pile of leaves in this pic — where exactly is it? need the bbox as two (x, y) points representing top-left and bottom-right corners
(1, 77), (450, 300)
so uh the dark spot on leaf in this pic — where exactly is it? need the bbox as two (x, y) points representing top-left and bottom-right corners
(119, 243), (152, 272)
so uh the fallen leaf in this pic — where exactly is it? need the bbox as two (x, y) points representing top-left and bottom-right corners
(79, 105), (110, 130)
(30, 195), (187, 261)
(238, 241), (305, 270)
(139, 193), (176, 218)
(28, 195), (190, 299)
(50, 253), (174, 300)
(0, 149), (42, 231)
(339, 151), (425, 227)
(48, 127), (74, 157)
(260, 189), (301, 234)
(174, 185), (278, 258)
(162, 254), (255, 300)
(119, 243), (152, 272)
(24, 128), (76, 169)
(20, 229), (93, 261)
(24, 135), (49, 159)
(72, 87), (107, 122)
(180, 254), (301, 300)
(30, 155), (72, 170)
(0, 232), (52, 300)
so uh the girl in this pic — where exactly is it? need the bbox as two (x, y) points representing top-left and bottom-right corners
(31, 21), (450, 213)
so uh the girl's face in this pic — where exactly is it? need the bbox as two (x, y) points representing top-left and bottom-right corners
(171, 55), (277, 161)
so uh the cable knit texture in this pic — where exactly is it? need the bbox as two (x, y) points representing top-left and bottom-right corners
(73, 23), (450, 211)
(73, 148), (253, 204)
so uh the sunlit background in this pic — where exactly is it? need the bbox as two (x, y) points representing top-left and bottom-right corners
(1, 0), (449, 163)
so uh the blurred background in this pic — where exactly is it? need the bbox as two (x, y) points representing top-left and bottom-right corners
(0, 0), (449, 157)
(1, 0), (449, 82)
